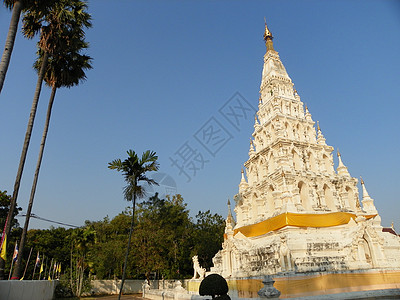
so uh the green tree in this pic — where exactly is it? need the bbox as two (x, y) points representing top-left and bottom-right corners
(69, 226), (96, 297)
(192, 210), (225, 271)
(108, 149), (159, 299)
(133, 193), (193, 280)
(11, 0), (91, 279)
(25, 226), (72, 280)
(0, 190), (21, 232)
(87, 214), (129, 280)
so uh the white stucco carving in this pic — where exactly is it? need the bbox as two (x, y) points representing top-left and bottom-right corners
(192, 256), (206, 279)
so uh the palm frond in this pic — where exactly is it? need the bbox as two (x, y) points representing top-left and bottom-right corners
(108, 159), (122, 170)
(109, 149), (159, 202)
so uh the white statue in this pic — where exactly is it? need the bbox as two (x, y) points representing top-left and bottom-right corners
(192, 255), (206, 279)
(279, 236), (292, 272)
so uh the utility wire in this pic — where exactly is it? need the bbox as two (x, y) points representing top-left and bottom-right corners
(18, 213), (80, 228)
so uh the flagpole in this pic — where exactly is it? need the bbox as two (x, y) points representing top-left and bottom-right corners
(48, 258), (53, 280)
(52, 261), (56, 279)
(32, 251), (38, 279)
(38, 254), (44, 280)
(44, 256), (48, 279)
(20, 247), (33, 280)
(8, 258), (14, 280)
(8, 241), (17, 280)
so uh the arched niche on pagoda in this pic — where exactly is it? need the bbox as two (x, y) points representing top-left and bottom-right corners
(251, 192), (259, 220)
(322, 154), (333, 174)
(292, 149), (302, 171)
(298, 181), (311, 211)
(259, 156), (268, 177)
(268, 152), (276, 172)
(323, 184), (336, 211)
(266, 185), (275, 216)
(346, 186), (356, 211)
(308, 151), (317, 173)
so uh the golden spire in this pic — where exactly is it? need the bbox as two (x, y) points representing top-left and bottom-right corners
(337, 148), (341, 157)
(263, 18), (274, 52)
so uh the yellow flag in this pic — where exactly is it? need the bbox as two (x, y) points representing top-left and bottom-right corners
(19, 277), (24, 281)
(0, 233), (6, 260)
(40, 263), (44, 273)
(58, 263), (61, 273)
(48, 275), (51, 280)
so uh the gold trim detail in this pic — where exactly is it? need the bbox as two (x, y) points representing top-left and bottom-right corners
(234, 212), (377, 238)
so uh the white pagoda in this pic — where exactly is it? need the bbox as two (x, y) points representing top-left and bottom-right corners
(211, 23), (400, 279)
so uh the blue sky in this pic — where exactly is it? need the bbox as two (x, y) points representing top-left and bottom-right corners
(0, 1), (399, 230)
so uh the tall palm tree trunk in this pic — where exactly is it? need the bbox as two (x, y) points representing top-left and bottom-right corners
(2, 50), (49, 279)
(0, 0), (23, 95)
(12, 85), (56, 279)
(118, 193), (137, 300)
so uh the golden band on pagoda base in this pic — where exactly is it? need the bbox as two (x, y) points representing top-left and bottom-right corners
(233, 212), (377, 238)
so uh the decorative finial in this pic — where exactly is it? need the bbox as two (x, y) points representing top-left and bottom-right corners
(391, 221), (394, 229)
(317, 121), (321, 131)
(337, 148), (341, 157)
(241, 168), (244, 174)
(263, 18), (274, 51)
(360, 176), (364, 185)
(264, 18), (273, 40)
(227, 199), (230, 206)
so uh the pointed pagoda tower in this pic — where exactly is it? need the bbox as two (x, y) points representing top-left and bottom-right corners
(211, 22), (400, 278)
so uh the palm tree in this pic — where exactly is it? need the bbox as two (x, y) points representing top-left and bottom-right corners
(109, 150), (160, 300)
(0, 0), (54, 95)
(7, 0), (91, 279)
(0, 0), (54, 281)
(12, 36), (92, 279)
(70, 227), (96, 296)
(0, 0), (23, 94)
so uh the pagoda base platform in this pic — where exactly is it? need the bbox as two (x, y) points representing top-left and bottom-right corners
(186, 269), (400, 299)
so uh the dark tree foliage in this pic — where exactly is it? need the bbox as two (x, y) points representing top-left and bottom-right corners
(0, 190), (21, 231)
(86, 213), (130, 279)
(87, 193), (225, 280)
(24, 226), (72, 279)
(133, 193), (193, 280)
(10, 193), (226, 281)
(192, 210), (225, 271)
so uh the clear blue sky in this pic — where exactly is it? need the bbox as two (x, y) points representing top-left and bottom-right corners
(0, 1), (399, 230)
